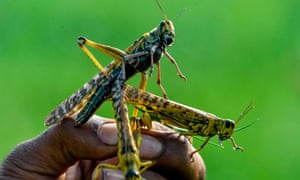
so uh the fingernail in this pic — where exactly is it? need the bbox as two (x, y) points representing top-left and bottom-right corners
(98, 123), (118, 145)
(140, 135), (163, 159)
(102, 169), (124, 180)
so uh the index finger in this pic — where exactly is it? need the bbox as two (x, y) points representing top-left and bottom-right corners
(140, 122), (206, 180)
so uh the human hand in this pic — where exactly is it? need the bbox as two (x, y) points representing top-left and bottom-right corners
(0, 116), (205, 180)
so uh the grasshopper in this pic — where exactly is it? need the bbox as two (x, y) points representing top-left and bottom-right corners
(45, 0), (186, 127)
(122, 84), (254, 156)
(92, 71), (152, 180)
(45, 1), (185, 179)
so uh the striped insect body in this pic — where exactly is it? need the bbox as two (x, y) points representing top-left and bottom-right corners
(122, 85), (253, 155)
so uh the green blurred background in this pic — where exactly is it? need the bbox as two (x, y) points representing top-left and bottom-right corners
(1, 0), (299, 179)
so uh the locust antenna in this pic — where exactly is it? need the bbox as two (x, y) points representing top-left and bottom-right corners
(235, 101), (254, 124)
(173, 7), (187, 21)
(235, 120), (258, 132)
(156, 0), (169, 20)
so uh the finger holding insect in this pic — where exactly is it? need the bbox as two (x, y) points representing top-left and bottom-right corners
(89, 119), (205, 180)
(142, 122), (206, 180)
(4, 115), (202, 180)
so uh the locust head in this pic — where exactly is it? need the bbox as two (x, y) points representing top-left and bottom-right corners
(218, 119), (244, 151)
(156, 0), (175, 46)
(219, 119), (236, 141)
(219, 102), (254, 151)
(158, 20), (175, 46)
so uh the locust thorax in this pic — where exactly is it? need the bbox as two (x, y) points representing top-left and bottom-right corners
(158, 20), (175, 46)
(218, 119), (236, 141)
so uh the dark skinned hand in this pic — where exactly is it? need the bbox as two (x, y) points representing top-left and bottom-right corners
(0, 116), (205, 180)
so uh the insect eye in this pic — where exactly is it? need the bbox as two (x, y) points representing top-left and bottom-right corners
(159, 21), (166, 27)
(159, 21), (166, 33)
(225, 119), (235, 129)
(163, 32), (174, 45)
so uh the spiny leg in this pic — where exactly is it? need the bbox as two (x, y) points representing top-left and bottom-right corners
(163, 49), (187, 81)
(132, 117), (143, 150)
(78, 36), (127, 62)
(230, 137), (244, 151)
(156, 61), (168, 99)
(77, 36), (127, 78)
(190, 137), (211, 159)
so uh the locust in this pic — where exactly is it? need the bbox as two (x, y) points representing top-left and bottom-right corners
(45, 1), (185, 179)
(122, 84), (254, 156)
(92, 70), (152, 180)
(45, 0), (186, 127)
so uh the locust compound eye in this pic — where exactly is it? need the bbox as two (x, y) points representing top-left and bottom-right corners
(159, 21), (166, 28)
(163, 32), (174, 46)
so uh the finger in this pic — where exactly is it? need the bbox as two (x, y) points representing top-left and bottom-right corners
(64, 162), (81, 180)
(94, 120), (205, 179)
(65, 160), (97, 180)
(43, 116), (117, 165)
(57, 116), (117, 160)
(82, 157), (167, 180)
(98, 122), (164, 160)
(140, 122), (206, 180)
(1, 116), (119, 178)
(95, 168), (167, 180)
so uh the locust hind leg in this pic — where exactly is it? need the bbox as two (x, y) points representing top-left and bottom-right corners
(77, 36), (127, 78)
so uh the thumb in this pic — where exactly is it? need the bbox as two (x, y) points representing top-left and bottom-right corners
(57, 116), (117, 161)
(0, 116), (118, 179)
